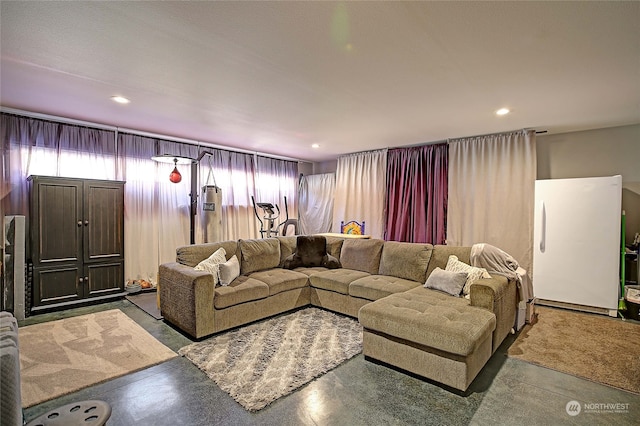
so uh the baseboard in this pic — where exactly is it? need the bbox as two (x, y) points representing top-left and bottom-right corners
(535, 298), (617, 317)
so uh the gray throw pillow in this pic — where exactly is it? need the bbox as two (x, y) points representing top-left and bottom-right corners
(424, 267), (468, 296)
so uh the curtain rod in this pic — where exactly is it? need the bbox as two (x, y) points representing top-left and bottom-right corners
(367, 127), (543, 157)
(1, 106), (307, 164)
(447, 127), (540, 143)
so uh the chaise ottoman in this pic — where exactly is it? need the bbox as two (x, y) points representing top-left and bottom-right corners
(358, 288), (496, 391)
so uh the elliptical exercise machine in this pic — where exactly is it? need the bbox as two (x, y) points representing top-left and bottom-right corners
(251, 196), (298, 238)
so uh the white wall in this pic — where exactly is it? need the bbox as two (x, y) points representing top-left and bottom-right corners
(312, 160), (337, 175)
(536, 124), (640, 183)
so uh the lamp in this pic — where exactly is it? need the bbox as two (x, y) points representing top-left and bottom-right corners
(151, 151), (214, 244)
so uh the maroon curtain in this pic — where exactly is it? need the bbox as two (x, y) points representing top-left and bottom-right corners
(385, 144), (448, 244)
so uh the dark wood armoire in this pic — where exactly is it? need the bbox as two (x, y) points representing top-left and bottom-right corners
(27, 176), (125, 312)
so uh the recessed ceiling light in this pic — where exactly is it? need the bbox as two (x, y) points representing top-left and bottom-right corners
(496, 108), (510, 116)
(311, 144), (320, 149)
(111, 95), (130, 104)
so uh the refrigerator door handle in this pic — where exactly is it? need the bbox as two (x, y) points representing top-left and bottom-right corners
(539, 201), (546, 252)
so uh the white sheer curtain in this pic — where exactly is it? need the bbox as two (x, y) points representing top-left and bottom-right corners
(2, 114), (116, 218)
(333, 149), (388, 239)
(447, 130), (536, 275)
(199, 150), (258, 241)
(116, 134), (160, 283)
(116, 134), (199, 283)
(155, 140), (199, 264)
(255, 155), (299, 235)
(298, 173), (335, 234)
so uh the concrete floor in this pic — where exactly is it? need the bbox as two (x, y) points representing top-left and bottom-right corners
(19, 299), (640, 426)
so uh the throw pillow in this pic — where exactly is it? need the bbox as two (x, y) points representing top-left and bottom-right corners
(424, 267), (468, 296)
(218, 255), (240, 286)
(193, 247), (227, 285)
(283, 235), (342, 269)
(323, 254), (341, 269)
(297, 235), (327, 267)
(445, 255), (491, 295)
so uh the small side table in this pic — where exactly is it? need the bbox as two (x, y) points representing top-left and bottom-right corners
(25, 400), (111, 426)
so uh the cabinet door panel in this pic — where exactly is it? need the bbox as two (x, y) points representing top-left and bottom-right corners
(34, 180), (83, 266)
(84, 182), (124, 262)
(86, 262), (124, 297)
(33, 267), (82, 306)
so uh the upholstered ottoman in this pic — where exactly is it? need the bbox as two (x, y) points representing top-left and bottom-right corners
(358, 288), (496, 391)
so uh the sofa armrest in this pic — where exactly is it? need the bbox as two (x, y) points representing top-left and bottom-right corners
(469, 275), (517, 352)
(159, 262), (215, 339)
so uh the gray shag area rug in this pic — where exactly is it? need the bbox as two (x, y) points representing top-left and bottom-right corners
(178, 307), (363, 411)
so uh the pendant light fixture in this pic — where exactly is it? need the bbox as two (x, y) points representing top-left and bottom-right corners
(169, 158), (182, 183)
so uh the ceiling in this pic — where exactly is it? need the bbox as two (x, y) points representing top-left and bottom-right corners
(1, 1), (639, 162)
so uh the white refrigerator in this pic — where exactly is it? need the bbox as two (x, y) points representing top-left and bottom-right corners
(533, 175), (622, 317)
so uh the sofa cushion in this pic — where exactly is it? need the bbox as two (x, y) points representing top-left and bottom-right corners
(239, 238), (281, 274)
(339, 239), (384, 274)
(325, 236), (345, 260)
(249, 268), (309, 296)
(426, 245), (472, 277)
(214, 276), (269, 309)
(424, 267), (467, 296)
(293, 266), (329, 276)
(177, 240), (239, 267)
(379, 241), (433, 283)
(309, 269), (370, 295)
(358, 289), (496, 356)
(349, 275), (422, 301)
(277, 236), (298, 267)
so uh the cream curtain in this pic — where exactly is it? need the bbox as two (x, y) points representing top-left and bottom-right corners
(447, 130), (536, 276)
(116, 134), (162, 283)
(333, 149), (388, 239)
(298, 173), (335, 234)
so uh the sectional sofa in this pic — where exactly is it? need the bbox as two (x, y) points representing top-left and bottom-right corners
(158, 236), (518, 391)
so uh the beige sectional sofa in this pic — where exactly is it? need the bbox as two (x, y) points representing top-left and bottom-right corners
(158, 236), (517, 391)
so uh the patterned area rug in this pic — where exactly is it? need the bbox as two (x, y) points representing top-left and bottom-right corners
(19, 309), (177, 407)
(508, 306), (640, 394)
(179, 307), (363, 411)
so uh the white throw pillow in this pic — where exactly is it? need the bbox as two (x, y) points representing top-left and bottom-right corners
(218, 255), (240, 286)
(194, 247), (227, 285)
(445, 255), (491, 295)
(424, 267), (468, 296)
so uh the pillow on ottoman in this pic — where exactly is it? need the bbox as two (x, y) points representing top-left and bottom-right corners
(284, 236), (341, 269)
